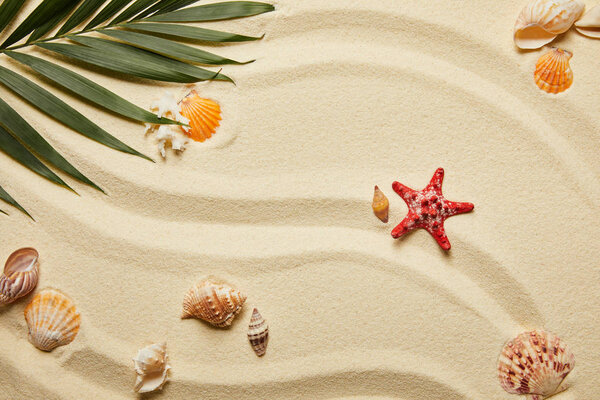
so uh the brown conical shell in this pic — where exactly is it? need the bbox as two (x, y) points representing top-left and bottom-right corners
(534, 48), (573, 94)
(372, 185), (389, 223)
(248, 308), (269, 357)
(24, 288), (81, 351)
(0, 247), (40, 305)
(178, 90), (222, 142)
(498, 330), (574, 400)
(181, 279), (246, 327)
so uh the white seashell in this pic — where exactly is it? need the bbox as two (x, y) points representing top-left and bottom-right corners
(575, 5), (600, 38)
(24, 288), (81, 351)
(0, 247), (39, 305)
(514, 0), (585, 49)
(248, 308), (269, 357)
(498, 330), (575, 400)
(133, 342), (171, 393)
(181, 279), (247, 327)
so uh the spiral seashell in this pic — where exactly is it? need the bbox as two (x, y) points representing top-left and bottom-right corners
(0, 247), (40, 305)
(248, 308), (269, 357)
(133, 342), (171, 393)
(498, 330), (575, 400)
(372, 185), (389, 223)
(534, 48), (573, 94)
(575, 5), (600, 38)
(24, 288), (81, 351)
(178, 90), (222, 142)
(181, 279), (247, 327)
(514, 0), (585, 49)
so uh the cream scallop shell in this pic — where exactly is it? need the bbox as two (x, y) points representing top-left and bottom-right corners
(133, 342), (171, 393)
(181, 279), (247, 327)
(248, 308), (269, 357)
(534, 48), (573, 94)
(514, 0), (585, 49)
(575, 5), (600, 38)
(24, 288), (81, 351)
(0, 247), (39, 305)
(498, 330), (575, 400)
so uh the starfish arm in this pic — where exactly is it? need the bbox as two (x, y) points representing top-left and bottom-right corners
(444, 200), (474, 217)
(426, 168), (445, 191)
(425, 222), (451, 250)
(391, 214), (418, 239)
(392, 181), (418, 202)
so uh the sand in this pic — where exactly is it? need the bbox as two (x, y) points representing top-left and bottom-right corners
(0, 0), (599, 398)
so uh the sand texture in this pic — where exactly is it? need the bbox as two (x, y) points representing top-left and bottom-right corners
(0, 0), (599, 398)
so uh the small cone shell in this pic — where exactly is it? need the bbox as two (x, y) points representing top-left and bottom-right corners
(133, 342), (170, 394)
(513, 0), (585, 49)
(372, 186), (389, 223)
(0, 247), (39, 305)
(181, 279), (246, 327)
(179, 90), (222, 142)
(534, 48), (573, 94)
(24, 288), (80, 351)
(575, 5), (600, 38)
(498, 330), (574, 399)
(248, 308), (269, 357)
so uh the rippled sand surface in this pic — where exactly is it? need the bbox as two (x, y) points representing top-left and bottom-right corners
(0, 0), (599, 399)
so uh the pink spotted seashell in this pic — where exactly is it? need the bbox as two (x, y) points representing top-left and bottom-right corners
(498, 330), (575, 400)
(0, 247), (40, 305)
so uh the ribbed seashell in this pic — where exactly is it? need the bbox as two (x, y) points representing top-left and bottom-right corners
(178, 90), (222, 142)
(534, 48), (573, 94)
(575, 5), (600, 38)
(248, 308), (269, 357)
(372, 185), (389, 223)
(133, 342), (171, 393)
(0, 247), (39, 305)
(498, 330), (575, 400)
(181, 279), (247, 327)
(24, 288), (81, 351)
(514, 0), (585, 49)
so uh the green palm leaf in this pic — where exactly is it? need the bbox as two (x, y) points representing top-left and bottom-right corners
(0, 184), (31, 219)
(0, 96), (101, 191)
(56, 0), (107, 36)
(99, 28), (251, 64)
(121, 22), (262, 42)
(0, 0), (273, 217)
(0, 65), (152, 161)
(0, 0), (26, 34)
(147, 1), (274, 22)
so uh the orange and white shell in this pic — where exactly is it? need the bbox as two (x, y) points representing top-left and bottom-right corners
(575, 5), (600, 38)
(181, 279), (247, 327)
(372, 185), (389, 223)
(24, 288), (81, 351)
(0, 247), (39, 305)
(178, 90), (222, 142)
(498, 330), (575, 400)
(248, 308), (269, 357)
(133, 342), (171, 393)
(534, 48), (573, 94)
(514, 0), (585, 49)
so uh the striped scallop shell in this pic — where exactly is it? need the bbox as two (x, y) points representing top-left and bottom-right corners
(181, 279), (246, 327)
(534, 48), (573, 94)
(498, 330), (574, 400)
(248, 308), (269, 357)
(133, 342), (170, 393)
(0, 247), (40, 305)
(514, 0), (585, 49)
(178, 90), (222, 142)
(24, 288), (81, 351)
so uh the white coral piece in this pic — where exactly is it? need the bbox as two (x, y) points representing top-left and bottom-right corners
(146, 91), (191, 158)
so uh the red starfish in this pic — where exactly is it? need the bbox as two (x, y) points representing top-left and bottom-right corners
(391, 168), (474, 250)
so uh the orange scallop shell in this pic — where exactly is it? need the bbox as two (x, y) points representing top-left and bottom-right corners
(179, 90), (221, 142)
(534, 48), (573, 94)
